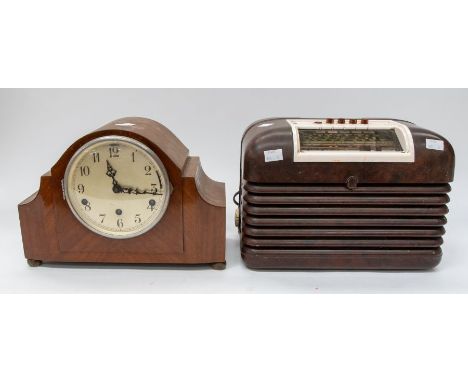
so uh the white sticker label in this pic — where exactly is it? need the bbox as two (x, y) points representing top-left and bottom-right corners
(426, 139), (444, 151)
(264, 149), (283, 162)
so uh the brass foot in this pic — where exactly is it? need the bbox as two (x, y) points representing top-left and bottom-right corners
(27, 259), (43, 267)
(210, 262), (226, 270)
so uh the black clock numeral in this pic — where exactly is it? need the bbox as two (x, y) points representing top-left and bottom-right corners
(92, 152), (100, 163)
(117, 218), (124, 228)
(80, 166), (90, 176)
(134, 214), (142, 224)
(82, 199), (91, 211)
(150, 183), (158, 194)
(77, 184), (85, 193)
(109, 145), (120, 158)
(144, 165), (152, 175)
(131, 151), (136, 162)
(99, 214), (106, 223)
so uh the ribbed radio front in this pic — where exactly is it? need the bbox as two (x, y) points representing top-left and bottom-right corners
(241, 182), (450, 269)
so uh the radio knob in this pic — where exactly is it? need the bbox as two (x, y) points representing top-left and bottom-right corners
(346, 176), (358, 190)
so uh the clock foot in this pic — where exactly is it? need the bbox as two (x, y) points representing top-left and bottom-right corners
(27, 259), (43, 267)
(210, 262), (226, 270)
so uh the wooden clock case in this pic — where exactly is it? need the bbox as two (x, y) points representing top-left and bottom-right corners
(18, 117), (226, 269)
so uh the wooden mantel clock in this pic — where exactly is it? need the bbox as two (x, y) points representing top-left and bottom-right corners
(18, 117), (226, 269)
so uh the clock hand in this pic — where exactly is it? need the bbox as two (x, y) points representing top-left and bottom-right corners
(106, 160), (123, 193)
(105, 160), (116, 178)
(119, 186), (163, 196)
(106, 161), (162, 195)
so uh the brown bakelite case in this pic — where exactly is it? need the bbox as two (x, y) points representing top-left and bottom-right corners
(18, 117), (226, 269)
(237, 118), (455, 270)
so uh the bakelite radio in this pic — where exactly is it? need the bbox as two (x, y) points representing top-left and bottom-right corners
(235, 118), (455, 270)
(18, 117), (226, 269)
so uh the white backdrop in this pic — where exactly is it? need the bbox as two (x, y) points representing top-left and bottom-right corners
(1, 88), (467, 292)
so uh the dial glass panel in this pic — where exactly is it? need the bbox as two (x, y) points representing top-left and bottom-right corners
(64, 136), (170, 239)
(298, 128), (403, 152)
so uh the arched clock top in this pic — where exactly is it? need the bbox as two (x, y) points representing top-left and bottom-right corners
(99, 117), (189, 171)
(51, 117), (189, 178)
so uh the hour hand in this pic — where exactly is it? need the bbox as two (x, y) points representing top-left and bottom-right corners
(106, 160), (117, 179)
(106, 160), (123, 193)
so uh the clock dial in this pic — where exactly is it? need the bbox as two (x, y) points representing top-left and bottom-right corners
(64, 136), (171, 239)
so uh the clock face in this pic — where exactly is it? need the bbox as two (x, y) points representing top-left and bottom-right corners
(64, 136), (171, 239)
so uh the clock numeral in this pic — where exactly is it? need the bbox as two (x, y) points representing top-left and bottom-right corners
(99, 214), (106, 223)
(150, 183), (158, 194)
(144, 165), (152, 176)
(92, 152), (100, 163)
(131, 151), (136, 162)
(81, 199), (91, 211)
(134, 214), (142, 224)
(117, 218), (124, 228)
(77, 184), (85, 193)
(80, 166), (90, 176)
(109, 145), (120, 158)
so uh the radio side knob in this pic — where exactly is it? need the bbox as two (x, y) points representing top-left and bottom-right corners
(235, 208), (240, 227)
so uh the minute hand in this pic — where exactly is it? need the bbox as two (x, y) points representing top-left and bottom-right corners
(119, 186), (163, 195)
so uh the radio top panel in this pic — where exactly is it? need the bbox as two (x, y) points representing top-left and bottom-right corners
(240, 118), (454, 184)
(289, 119), (414, 163)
